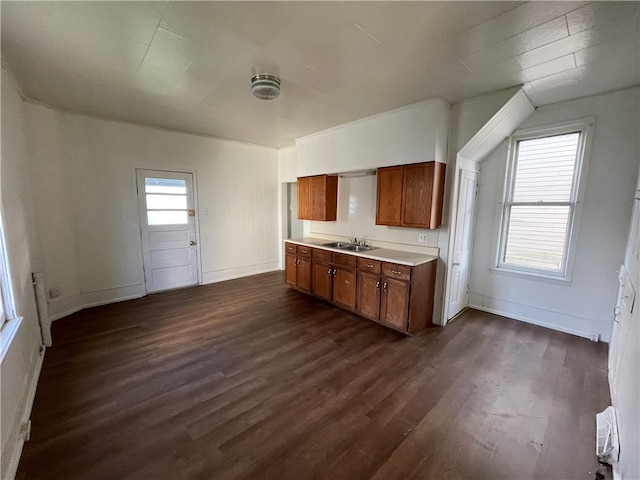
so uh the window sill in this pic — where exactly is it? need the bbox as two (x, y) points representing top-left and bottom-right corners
(489, 267), (572, 285)
(0, 315), (24, 363)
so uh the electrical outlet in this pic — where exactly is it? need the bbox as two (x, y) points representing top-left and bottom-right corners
(417, 233), (428, 244)
(49, 287), (60, 299)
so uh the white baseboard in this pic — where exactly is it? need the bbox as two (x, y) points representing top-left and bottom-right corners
(468, 295), (601, 341)
(49, 285), (145, 322)
(48, 266), (280, 323)
(202, 262), (280, 285)
(4, 348), (44, 480)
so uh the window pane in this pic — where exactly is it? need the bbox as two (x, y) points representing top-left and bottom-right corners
(147, 210), (188, 225)
(513, 133), (580, 202)
(504, 205), (570, 271)
(146, 194), (187, 210)
(145, 178), (187, 194)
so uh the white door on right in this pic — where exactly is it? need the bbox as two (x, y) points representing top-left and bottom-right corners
(136, 170), (199, 294)
(448, 168), (479, 320)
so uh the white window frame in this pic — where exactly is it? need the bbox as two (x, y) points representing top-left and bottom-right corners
(0, 213), (21, 361)
(495, 117), (594, 281)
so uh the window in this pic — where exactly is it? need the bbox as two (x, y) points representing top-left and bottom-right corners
(0, 213), (20, 361)
(144, 178), (189, 226)
(497, 119), (593, 278)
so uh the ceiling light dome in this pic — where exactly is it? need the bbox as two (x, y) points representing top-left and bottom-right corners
(251, 73), (280, 100)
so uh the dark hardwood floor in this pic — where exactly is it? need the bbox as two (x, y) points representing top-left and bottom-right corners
(17, 271), (609, 480)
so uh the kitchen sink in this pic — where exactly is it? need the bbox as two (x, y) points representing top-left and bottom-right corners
(322, 241), (351, 248)
(322, 241), (379, 252)
(344, 245), (378, 252)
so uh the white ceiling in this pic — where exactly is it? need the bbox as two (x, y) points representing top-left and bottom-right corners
(2, 1), (639, 148)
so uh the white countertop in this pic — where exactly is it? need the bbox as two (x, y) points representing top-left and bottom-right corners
(286, 237), (438, 267)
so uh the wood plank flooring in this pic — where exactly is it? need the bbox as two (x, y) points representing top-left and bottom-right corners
(17, 271), (610, 480)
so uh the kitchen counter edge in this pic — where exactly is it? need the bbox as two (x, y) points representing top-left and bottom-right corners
(285, 238), (437, 267)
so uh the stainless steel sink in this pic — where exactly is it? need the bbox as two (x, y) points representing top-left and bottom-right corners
(322, 241), (379, 252)
(322, 241), (351, 249)
(343, 245), (378, 252)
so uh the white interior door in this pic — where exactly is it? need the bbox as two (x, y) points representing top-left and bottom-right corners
(136, 169), (199, 293)
(448, 168), (479, 320)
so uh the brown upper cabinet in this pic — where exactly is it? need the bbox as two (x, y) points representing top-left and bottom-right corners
(376, 161), (446, 229)
(297, 174), (338, 221)
(297, 177), (310, 219)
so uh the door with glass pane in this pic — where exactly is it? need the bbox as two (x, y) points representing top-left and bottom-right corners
(136, 169), (199, 293)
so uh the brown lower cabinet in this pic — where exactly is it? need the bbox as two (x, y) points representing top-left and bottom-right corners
(286, 242), (437, 335)
(310, 250), (357, 311)
(285, 247), (311, 292)
(380, 277), (410, 331)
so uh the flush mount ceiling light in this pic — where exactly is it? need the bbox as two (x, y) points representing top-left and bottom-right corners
(251, 73), (280, 100)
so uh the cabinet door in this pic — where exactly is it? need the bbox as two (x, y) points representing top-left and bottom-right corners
(357, 271), (380, 321)
(380, 277), (410, 331)
(297, 257), (312, 292)
(285, 254), (297, 286)
(312, 261), (333, 301)
(309, 175), (325, 221)
(376, 166), (403, 226)
(309, 175), (338, 221)
(332, 266), (356, 311)
(401, 163), (434, 228)
(297, 177), (310, 220)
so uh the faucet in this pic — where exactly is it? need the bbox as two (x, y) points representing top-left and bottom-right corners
(348, 237), (367, 247)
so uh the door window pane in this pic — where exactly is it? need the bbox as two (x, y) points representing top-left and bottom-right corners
(147, 210), (188, 225)
(145, 178), (187, 194)
(146, 194), (187, 210)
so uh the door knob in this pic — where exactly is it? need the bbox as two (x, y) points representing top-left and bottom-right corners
(190, 240), (197, 246)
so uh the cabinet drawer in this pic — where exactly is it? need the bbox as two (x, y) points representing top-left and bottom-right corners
(297, 246), (312, 257)
(333, 252), (357, 268)
(312, 248), (332, 262)
(357, 258), (381, 273)
(285, 243), (297, 254)
(383, 263), (411, 281)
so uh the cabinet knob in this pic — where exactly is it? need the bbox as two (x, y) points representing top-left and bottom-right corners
(376, 281), (380, 290)
(332, 269), (337, 275)
(392, 269), (402, 275)
(367, 264), (373, 268)
(383, 282), (387, 291)
(328, 268), (332, 275)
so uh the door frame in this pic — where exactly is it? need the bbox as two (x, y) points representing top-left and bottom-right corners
(443, 159), (480, 325)
(133, 166), (203, 295)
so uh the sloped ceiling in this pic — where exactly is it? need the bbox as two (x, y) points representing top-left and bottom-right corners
(2, 1), (638, 147)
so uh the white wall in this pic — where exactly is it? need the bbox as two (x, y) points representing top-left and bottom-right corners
(1, 68), (45, 480)
(24, 102), (280, 321)
(278, 145), (297, 183)
(295, 98), (450, 177)
(469, 89), (640, 342)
